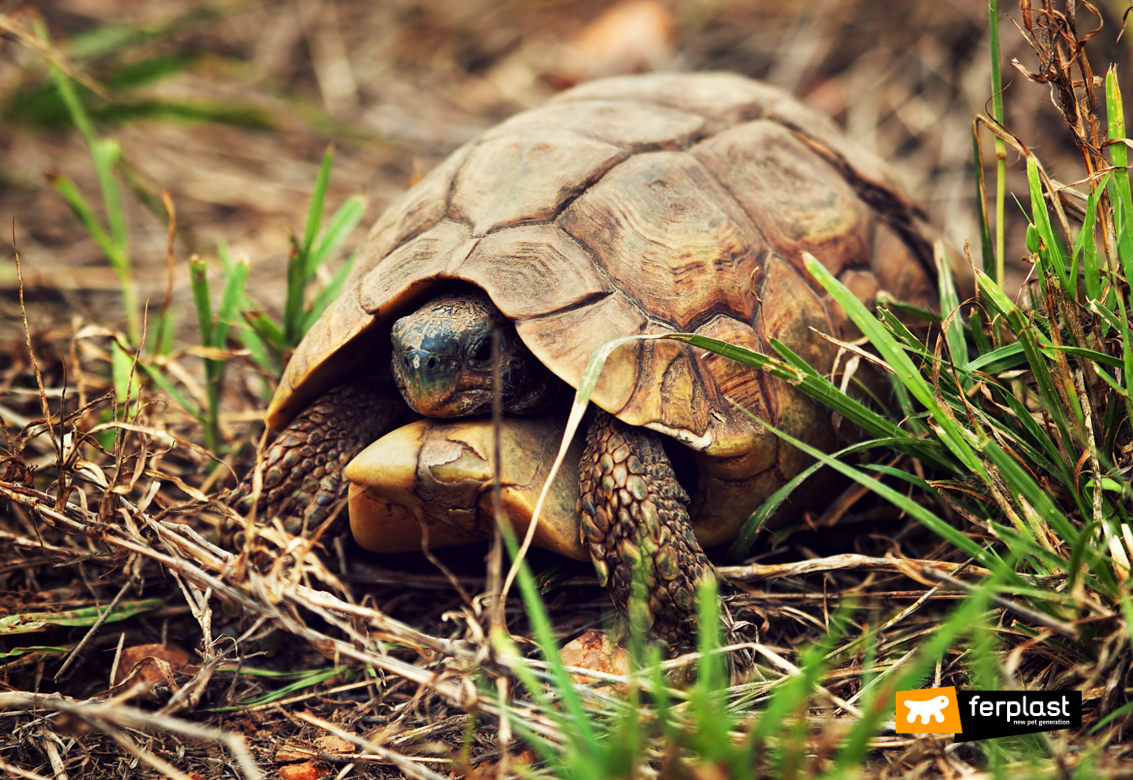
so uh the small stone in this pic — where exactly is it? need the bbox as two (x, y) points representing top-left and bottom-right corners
(560, 631), (631, 691)
(279, 762), (327, 780)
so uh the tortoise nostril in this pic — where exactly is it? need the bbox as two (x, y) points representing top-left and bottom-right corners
(426, 356), (438, 371)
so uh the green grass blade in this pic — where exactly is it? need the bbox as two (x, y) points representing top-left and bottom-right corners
(303, 147), (335, 258)
(804, 254), (984, 476)
(1077, 171), (1109, 302)
(935, 241), (969, 368)
(308, 195), (366, 271)
(215, 255), (250, 349)
(728, 437), (922, 559)
(977, 269), (1078, 454)
(140, 362), (202, 421)
(301, 254), (357, 335)
(742, 407), (1026, 587)
(51, 175), (117, 259)
(966, 341), (1026, 373)
(91, 138), (129, 257)
(0, 599), (163, 634)
(111, 340), (139, 405)
(189, 257), (213, 348)
(1026, 156), (1068, 288)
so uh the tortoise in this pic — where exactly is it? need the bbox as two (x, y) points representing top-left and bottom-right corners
(247, 72), (943, 654)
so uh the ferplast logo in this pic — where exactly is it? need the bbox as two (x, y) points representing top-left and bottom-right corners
(896, 687), (1082, 741)
(896, 687), (962, 734)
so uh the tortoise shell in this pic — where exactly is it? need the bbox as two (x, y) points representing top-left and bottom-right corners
(266, 72), (937, 547)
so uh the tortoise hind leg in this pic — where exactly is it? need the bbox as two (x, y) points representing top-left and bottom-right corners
(233, 379), (401, 532)
(578, 410), (738, 656)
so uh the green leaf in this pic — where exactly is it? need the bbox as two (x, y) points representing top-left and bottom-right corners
(977, 269), (1078, 455)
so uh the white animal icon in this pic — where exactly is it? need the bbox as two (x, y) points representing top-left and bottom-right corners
(904, 695), (951, 725)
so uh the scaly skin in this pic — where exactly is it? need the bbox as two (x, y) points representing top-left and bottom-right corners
(579, 410), (734, 655)
(233, 379), (401, 534)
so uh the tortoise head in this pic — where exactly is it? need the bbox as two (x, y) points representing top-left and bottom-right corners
(390, 289), (558, 418)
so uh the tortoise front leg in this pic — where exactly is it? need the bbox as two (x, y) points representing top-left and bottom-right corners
(233, 379), (402, 532)
(578, 410), (736, 656)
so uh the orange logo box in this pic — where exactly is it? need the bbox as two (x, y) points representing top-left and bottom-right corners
(896, 687), (963, 734)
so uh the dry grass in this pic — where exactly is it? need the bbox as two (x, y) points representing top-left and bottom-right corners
(2, 0), (1133, 777)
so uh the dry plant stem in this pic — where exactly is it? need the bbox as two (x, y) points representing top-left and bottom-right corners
(5, 476), (583, 745)
(922, 568), (1081, 636)
(1013, 0), (1122, 269)
(296, 712), (451, 780)
(0, 12), (111, 99)
(54, 580), (131, 681)
(13, 229), (63, 478)
(719, 554), (988, 582)
(0, 756), (51, 780)
(0, 692), (262, 780)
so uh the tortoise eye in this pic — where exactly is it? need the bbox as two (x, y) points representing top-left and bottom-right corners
(468, 336), (492, 367)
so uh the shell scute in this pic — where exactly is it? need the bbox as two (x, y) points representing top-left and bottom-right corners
(357, 220), (474, 316)
(514, 291), (646, 416)
(454, 225), (609, 320)
(482, 99), (707, 151)
(356, 144), (472, 280)
(693, 120), (874, 282)
(558, 151), (766, 330)
(450, 131), (624, 235)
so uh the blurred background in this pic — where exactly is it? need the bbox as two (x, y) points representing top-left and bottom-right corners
(0, 0), (1129, 339)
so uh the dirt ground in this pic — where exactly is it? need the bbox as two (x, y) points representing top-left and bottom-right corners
(0, 0), (1130, 777)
